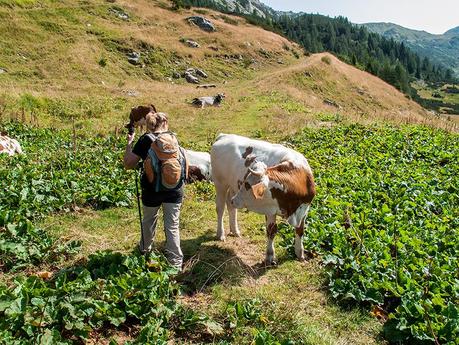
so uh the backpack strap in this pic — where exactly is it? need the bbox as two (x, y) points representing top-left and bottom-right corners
(179, 147), (189, 181)
(145, 133), (161, 192)
(147, 148), (161, 192)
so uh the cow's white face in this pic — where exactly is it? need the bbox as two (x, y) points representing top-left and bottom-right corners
(231, 161), (269, 209)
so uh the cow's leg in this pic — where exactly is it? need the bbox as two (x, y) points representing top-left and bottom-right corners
(288, 204), (310, 261)
(294, 219), (305, 261)
(215, 182), (228, 241)
(265, 215), (277, 265)
(226, 191), (240, 237)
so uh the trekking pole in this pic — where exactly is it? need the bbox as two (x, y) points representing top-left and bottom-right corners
(134, 167), (145, 253)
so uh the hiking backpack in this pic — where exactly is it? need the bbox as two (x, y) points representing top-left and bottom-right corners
(143, 132), (188, 192)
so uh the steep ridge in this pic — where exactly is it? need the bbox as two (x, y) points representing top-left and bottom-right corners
(364, 22), (459, 77)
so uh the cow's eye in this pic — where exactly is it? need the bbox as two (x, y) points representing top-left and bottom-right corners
(244, 182), (251, 191)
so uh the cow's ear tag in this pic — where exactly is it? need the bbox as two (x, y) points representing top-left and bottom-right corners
(251, 182), (265, 200)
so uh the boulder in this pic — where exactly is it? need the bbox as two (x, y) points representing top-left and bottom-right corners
(197, 84), (217, 89)
(187, 16), (216, 32)
(195, 68), (208, 78)
(185, 39), (200, 48)
(123, 89), (140, 97)
(109, 7), (129, 20)
(323, 99), (341, 109)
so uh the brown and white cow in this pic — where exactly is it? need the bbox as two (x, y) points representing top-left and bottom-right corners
(211, 134), (316, 264)
(0, 135), (23, 156)
(125, 104), (157, 134)
(184, 149), (212, 182)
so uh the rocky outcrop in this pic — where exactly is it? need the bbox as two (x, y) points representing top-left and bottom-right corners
(187, 16), (216, 32)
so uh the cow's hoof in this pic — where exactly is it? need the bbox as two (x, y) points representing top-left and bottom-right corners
(217, 236), (226, 242)
(264, 259), (277, 267)
(229, 232), (241, 238)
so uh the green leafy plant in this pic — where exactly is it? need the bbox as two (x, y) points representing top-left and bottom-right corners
(284, 124), (459, 344)
(0, 122), (134, 271)
(0, 250), (201, 343)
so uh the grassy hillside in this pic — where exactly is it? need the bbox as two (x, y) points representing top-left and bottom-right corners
(1, 1), (458, 344)
(1, 0), (456, 138)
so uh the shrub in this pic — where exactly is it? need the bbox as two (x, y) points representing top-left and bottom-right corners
(321, 55), (331, 65)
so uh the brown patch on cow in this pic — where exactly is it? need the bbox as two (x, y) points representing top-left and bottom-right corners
(242, 146), (253, 159)
(267, 161), (316, 217)
(244, 153), (256, 167)
(267, 222), (278, 239)
(295, 225), (304, 237)
(187, 165), (206, 182)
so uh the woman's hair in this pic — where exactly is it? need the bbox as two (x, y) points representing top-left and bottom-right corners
(146, 111), (169, 133)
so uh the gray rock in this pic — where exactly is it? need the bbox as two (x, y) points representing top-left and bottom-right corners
(123, 89), (140, 97)
(185, 39), (200, 48)
(127, 51), (140, 65)
(0, 68), (6, 74)
(195, 68), (208, 78)
(187, 16), (216, 32)
(185, 72), (200, 84)
(323, 99), (341, 109)
(109, 7), (129, 20)
(186, 68), (196, 74)
(172, 71), (181, 79)
(197, 84), (217, 89)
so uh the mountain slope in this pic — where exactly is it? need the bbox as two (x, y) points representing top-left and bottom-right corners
(175, 0), (455, 98)
(364, 22), (459, 77)
(0, 0), (450, 140)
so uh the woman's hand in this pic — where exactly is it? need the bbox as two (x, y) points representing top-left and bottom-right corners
(124, 132), (140, 170)
(127, 132), (135, 146)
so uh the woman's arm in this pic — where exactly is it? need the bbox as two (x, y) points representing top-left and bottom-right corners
(124, 133), (141, 170)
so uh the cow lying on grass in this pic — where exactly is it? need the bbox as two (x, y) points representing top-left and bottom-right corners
(211, 134), (316, 265)
(0, 134), (23, 156)
(125, 104), (157, 134)
(191, 93), (225, 108)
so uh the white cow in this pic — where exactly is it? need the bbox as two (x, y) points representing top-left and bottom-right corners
(211, 134), (316, 264)
(0, 135), (23, 156)
(184, 149), (212, 182)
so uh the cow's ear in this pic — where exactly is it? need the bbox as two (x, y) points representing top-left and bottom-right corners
(251, 182), (265, 200)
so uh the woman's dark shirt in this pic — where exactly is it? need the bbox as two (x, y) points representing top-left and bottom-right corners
(132, 133), (183, 207)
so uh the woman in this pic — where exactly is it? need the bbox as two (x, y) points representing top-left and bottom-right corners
(123, 111), (184, 270)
